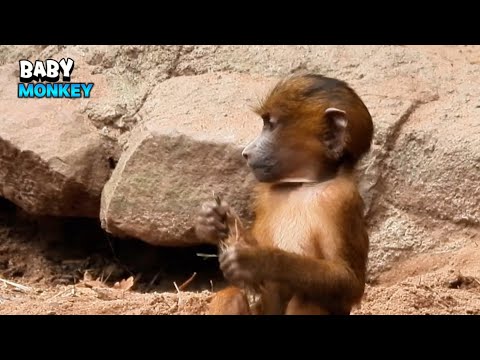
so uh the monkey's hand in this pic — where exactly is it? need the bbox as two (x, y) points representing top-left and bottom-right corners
(194, 200), (231, 244)
(219, 244), (267, 287)
(223, 206), (248, 246)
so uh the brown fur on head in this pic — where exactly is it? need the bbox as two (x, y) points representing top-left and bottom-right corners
(242, 73), (374, 183)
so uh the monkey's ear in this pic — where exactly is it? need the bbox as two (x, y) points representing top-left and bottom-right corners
(323, 107), (348, 159)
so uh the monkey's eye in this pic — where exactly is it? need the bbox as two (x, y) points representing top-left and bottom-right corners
(261, 113), (276, 130)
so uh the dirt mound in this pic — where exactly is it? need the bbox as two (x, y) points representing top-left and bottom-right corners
(0, 198), (220, 314)
(0, 285), (211, 315)
(3, 233), (480, 314)
(355, 243), (480, 315)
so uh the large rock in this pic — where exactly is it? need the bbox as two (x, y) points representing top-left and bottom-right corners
(100, 73), (276, 246)
(384, 94), (480, 225)
(359, 82), (480, 277)
(366, 203), (470, 277)
(175, 45), (461, 92)
(352, 90), (442, 277)
(357, 96), (425, 214)
(0, 63), (118, 217)
(0, 45), (182, 139)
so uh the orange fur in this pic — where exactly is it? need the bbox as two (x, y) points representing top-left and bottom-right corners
(254, 73), (373, 165)
(250, 173), (369, 314)
(207, 286), (251, 315)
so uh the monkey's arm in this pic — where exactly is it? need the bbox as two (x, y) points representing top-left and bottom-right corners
(266, 249), (363, 302)
(220, 245), (364, 304)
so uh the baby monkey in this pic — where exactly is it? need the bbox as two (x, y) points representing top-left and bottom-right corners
(195, 73), (373, 315)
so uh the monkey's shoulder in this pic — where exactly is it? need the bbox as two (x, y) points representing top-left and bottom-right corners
(312, 176), (363, 209)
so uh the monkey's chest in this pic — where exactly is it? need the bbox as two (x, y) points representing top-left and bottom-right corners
(253, 212), (319, 256)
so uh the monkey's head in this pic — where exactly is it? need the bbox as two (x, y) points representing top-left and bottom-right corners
(242, 74), (374, 183)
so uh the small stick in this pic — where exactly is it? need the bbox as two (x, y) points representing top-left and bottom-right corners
(179, 272), (197, 291)
(47, 288), (71, 301)
(0, 278), (31, 292)
(103, 269), (114, 283)
(219, 240), (229, 254)
(213, 191), (228, 224)
(213, 191), (222, 206)
(234, 218), (239, 242)
(149, 272), (160, 288)
(173, 281), (180, 293)
(196, 253), (218, 258)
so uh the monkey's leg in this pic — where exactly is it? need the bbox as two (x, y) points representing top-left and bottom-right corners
(285, 295), (351, 315)
(285, 295), (330, 315)
(206, 286), (252, 315)
(221, 247), (364, 308)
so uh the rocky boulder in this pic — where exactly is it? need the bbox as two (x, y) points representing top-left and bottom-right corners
(385, 94), (480, 225)
(0, 63), (118, 217)
(100, 73), (277, 246)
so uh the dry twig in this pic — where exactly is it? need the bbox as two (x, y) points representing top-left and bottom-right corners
(0, 277), (31, 292)
(179, 272), (197, 291)
(149, 272), (161, 288)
